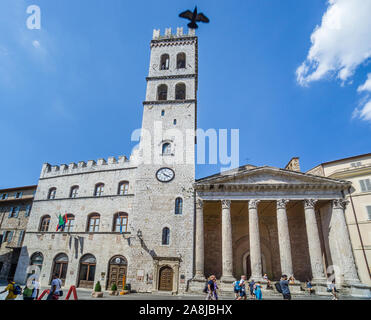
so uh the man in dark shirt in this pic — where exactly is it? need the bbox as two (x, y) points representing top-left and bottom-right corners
(279, 275), (291, 300)
(206, 275), (216, 300)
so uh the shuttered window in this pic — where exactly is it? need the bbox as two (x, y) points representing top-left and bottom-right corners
(359, 179), (371, 192)
(367, 206), (371, 221)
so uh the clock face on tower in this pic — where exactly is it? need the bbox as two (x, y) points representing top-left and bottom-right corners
(156, 167), (175, 183)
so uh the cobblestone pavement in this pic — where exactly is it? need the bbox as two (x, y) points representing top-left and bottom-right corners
(1, 286), (369, 300)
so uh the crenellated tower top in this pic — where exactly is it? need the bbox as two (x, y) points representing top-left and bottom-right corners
(152, 27), (196, 40)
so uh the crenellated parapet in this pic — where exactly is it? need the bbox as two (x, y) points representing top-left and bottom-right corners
(152, 27), (196, 42)
(40, 155), (136, 179)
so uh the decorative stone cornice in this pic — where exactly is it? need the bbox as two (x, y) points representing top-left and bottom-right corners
(194, 183), (346, 192)
(277, 199), (289, 209)
(150, 37), (197, 48)
(143, 99), (196, 106)
(304, 199), (318, 210)
(248, 200), (261, 210)
(333, 199), (349, 210)
(196, 198), (203, 210)
(146, 74), (196, 81)
(221, 199), (231, 209)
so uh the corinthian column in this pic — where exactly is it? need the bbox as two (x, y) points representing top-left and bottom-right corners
(276, 199), (294, 277)
(221, 200), (235, 282)
(194, 198), (205, 281)
(249, 200), (263, 281)
(304, 199), (327, 282)
(332, 199), (360, 284)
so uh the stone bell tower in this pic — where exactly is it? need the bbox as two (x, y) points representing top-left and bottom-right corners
(130, 27), (198, 293)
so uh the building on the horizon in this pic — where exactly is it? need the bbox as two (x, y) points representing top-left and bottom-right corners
(0, 185), (36, 281)
(308, 153), (371, 286)
(3, 27), (370, 298)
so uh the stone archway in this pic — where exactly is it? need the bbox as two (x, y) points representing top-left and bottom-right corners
(242, 251), (267, 279)
(234, 235), (274, 280)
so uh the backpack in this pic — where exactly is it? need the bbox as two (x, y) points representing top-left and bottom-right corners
(13, 283), (22, 295)
(23, 287), (33, 297)
(234, 281), (241, 291)
(274, 282), (282, 294)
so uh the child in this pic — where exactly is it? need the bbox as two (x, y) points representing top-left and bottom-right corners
(254, 282), (262, 300)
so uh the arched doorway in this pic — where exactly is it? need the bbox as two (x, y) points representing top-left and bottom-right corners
(107, 256), (127, 290)
(242, 252), (266, 279)
(158, 266), (173, 291)
(27, 252), (44, 279)
(51, 253), (68, 286)
(78, 254), (96, 288)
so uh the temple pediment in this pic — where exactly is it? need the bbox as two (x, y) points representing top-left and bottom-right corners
(195, 166), (349, 189)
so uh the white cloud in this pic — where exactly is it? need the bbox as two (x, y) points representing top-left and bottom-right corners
(296, 0), (371, 86)
(357, 73), (371, 92)
(32, 40), (40, 48)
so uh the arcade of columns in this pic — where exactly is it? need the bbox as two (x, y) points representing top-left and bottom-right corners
(193, 198), (360, 286)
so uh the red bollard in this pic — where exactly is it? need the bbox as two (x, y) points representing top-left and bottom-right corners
(65, 285), (78, 300)
(37, 289), (50, 300)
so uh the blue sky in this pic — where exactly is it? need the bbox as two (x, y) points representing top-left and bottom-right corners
(0, 0), (370, 188)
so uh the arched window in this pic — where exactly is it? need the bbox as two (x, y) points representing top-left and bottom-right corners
(160, 54), (170, 70)
(94, 183), (104, 197)
(39, 215), (51, 232)
(175, 197), (183, 215)
(52, 253), (68, 285)
(157, 84), (168, 101)
(113, 212), (128, 233)
(30, 252), (44, 272)
(162, 143), (171, 155)
(47, 188), (56, 200)
(118, 181), (129, 195)
(177, 53), (186, 69)
(70, 186), (79, 198)
(175, 83), (186, 100)
(87, 213), (100, 232)
(64, 214), (75, 232)
(162, 227), (170, 245)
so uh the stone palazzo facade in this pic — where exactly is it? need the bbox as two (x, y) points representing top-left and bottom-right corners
(189, 164), (371, 297)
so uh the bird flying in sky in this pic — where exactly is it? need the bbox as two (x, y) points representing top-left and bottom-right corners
(179, 6), (210, 29)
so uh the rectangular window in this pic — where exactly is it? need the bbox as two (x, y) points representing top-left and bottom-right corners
(25, 205), (31, 217)
(17, 230), (25, 247)
(367, 206), (371, 221)
(4, 231), (13, 243)
(15, 192), (23, 199)
(1, 193), (8, 200)
(359, 179), (371, 192)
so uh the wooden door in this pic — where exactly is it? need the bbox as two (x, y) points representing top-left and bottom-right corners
(158, 267), (173, 291)
(108, 265), (126, 290)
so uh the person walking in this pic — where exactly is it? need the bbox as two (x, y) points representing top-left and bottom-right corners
(328, 280), (338, 300)
(205, 275), (217, 300)
(47, 273), (62, 300)
(248, 279), (255, 299)
(213, 277), (219, 300)
(280, 275), (291, 300)
(254, 281), (263, 300)
(233, 279), (240, 300)
(0, 279), (21, 300)
(237, 275), (247, 300)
